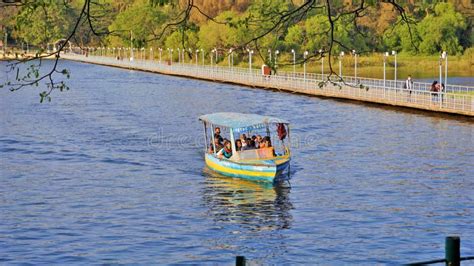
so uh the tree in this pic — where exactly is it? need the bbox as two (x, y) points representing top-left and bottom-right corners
(13, 1), (75, 48)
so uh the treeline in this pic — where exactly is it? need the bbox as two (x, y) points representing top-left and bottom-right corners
(2, 0), (472, 56)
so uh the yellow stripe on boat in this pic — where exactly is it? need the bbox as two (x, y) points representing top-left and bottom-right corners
(205, 156), (275, 178)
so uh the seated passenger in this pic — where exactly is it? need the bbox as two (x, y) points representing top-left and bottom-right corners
(255, 135), (263, 148)
(214, 127), (223, 143)
(235, 139), (243, 151)
(209, 137), (223, 153)
(217, 140), (233, 159)
(259, 136), (276, 157)
(241, 138), (255, 151)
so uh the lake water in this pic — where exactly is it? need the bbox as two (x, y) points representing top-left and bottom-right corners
(1, 60), (473, 264)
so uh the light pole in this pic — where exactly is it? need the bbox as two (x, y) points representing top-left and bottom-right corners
(214, 48), (218, 65)
(142, 47), (145, 60)
(150, 48), (153, 61)
(303, 51), (308, 81)
(442, 51), (447, 91)
(159, 48), (162, 63)
(247, 49), (254, 74)
(211, 48), (215, 67)
(167, 48), (172, 63)
(352, 50), (357, 82)
(195, 49), (199, 65)
(275, 50), (279, 73)
(177, 48), (180, 64)
(339, 51), (345, 77)
(319, 49), (324, 79)
(268, 49), (272, 65)
(130, 30), (134, 61)
(188, 48), (192, 63)
(383, 52), (388, 96)
(291, 49), (296, 77)
(392, 50), (397, 87)
(201, 49), (204, 65)
(228, 48), (233, 68)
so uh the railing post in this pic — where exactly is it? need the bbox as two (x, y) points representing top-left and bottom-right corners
(445, 236), (460, 266)
(236, 256), (246, 266)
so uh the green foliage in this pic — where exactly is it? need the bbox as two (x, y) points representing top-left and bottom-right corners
(383, 2), (467, 55)
(13, 1), (74, 47)
(108, 0), (167, 47)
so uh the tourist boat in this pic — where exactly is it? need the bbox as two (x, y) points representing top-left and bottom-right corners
(199, 112), (291, 183)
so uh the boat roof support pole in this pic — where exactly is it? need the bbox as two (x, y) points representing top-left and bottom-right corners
(210, 123), (217, 155)
(203, 122), (208, 153)
(230, 128), (237, 154)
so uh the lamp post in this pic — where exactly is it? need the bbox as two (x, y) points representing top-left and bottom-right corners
(142, 47), (145, 60)
(303, 51), (308, 81)
(268, 49), (272, 65)
(188, 48), (192, 63)
(442, 51), (447, 91)
(339, 51), (345, 77)
(195, 49), (199, 65)
(150, 48), (153, 61)
(228, 48), (233, 68)
(291, 49), (296, 77)
(383, 51), (388, 97)
(177, 48), (180, 64)
(159, 48), (162, 63)
(319, 49), (324, 80)
(130, 30), (134, 61)
(352, 50), (357, 82)
(211, 48), (215, 67)
(247, 49), (254, 74)
(275, 50), (279, 73)
(392, 50), (397, 87)
(201, 49), (204, 65)
(214, 48), (218, 65)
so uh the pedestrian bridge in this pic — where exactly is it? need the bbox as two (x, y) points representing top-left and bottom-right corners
(61, 52), (474, 117)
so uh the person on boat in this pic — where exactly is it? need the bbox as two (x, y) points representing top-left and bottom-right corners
(255, 135), (263, 148)
(240, 134), (247, 148)
(209, 137), (224, 153)
(260, 136), (276, 157)
(235, 139), (243, 151)
(214, 127), (223, 143)
(217, 140), (233, 159)
(241, 138), (255, 151)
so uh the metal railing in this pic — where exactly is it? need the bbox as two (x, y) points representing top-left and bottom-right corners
(61, 52), (474, 115)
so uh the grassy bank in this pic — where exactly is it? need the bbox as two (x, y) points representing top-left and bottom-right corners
(233, 53), (474, 81)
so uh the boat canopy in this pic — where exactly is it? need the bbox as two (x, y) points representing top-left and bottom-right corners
(199, 112), (289, 133)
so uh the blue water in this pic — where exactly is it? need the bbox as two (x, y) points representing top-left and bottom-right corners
(1, 60), (473, 264)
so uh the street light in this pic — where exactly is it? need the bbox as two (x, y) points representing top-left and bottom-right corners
(303, 51), (309, 81)
(228, 48), (233, 68)
(195, 49), (199, 65)
(214, 48), (218, 65)
(339, 51), (345, 77)
(291, 49), (296, 77)
(247, 49), (254, 74)
(275, 50), (279, 73)
(159, 48), (162, 63)
(268, 49), (272, 64)
(441, 51), (447, 91)
(150, 48), (153, 61)
(352, 50), (357, 82)
(177, 48), (180, 64)
(211, 48), (215, 67)
(319, 49), (324, 79)
(383, 52), (389, 96)
(392, 50), (397, 86)
(201, 49), (204, 65)
(188, 48), (192, 63)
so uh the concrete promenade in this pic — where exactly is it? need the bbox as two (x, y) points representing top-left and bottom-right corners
(61, 53), (474, 117)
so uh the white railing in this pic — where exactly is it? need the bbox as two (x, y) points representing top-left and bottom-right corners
(62, 52), (474, 115)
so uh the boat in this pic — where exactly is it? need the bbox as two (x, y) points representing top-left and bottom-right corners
(199, 112), (291, 183)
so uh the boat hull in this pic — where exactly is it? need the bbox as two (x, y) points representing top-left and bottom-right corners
(205, 153), (290, 182)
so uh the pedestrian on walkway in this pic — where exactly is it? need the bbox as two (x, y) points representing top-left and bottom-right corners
(404, 75), (414, 101)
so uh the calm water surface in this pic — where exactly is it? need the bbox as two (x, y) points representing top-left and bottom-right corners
(1, 60), (473, 264)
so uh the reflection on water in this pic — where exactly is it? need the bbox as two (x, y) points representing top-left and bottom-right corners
(201, 168), (293, 232)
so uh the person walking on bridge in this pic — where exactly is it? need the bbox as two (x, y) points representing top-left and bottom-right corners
(404, 75), (414, 102)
